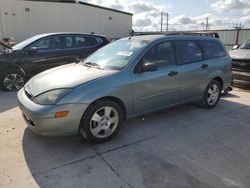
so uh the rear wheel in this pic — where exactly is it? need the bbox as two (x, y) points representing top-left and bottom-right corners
(0, 70), (25, 91)
(79, 100), (124, 144)
(200, 80), (221, 108)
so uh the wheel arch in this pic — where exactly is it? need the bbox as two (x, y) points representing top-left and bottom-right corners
(212, 77), (224, 89)
(86, 96), (127, 120)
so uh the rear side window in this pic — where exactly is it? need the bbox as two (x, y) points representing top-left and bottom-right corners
(175, 40), (203, 65)
(198, 40), (226, 59)
(64, 36), (74, 48)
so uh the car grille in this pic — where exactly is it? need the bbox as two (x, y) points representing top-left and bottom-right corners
(232, 59), (250, 71)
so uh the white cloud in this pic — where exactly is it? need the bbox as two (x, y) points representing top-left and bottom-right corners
(82, 0), (250, 31)
(211, 0), (250, 12)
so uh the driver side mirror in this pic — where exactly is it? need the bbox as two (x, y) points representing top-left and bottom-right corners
(141, 62), (158, 72)
(27, 47), (38, 54)
(233, 45), (239, 50)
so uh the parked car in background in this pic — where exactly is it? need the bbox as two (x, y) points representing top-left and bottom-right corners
(229, 39), (250, 86)
(0, 33), (109, 91)
(18, 35), (232, 144)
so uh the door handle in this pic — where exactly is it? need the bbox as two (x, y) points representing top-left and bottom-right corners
(201, 64), (208, 69)
(168, 71), (178, 77)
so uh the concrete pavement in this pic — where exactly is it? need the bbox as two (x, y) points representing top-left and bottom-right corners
(0, 90), (250, 188)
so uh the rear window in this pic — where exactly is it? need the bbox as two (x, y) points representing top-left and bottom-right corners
(175, 40), (203, 65)
(199, 40), (226, 59)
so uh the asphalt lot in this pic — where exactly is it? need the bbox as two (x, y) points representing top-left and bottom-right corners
(0, 88), (250, 188)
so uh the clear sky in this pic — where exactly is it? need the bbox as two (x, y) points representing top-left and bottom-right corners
(82, 0), (250, 31)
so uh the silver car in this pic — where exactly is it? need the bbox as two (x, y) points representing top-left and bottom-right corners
(18, 35), (232, 143)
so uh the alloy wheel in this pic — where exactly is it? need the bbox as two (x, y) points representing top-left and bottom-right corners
(207, 84), (219, 105)
(90, 106), (119, 138)
(3, 73), (24, 91)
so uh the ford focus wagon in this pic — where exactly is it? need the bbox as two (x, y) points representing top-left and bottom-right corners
(17, 35), (232, 143)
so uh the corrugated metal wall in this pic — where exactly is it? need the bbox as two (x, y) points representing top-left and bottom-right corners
(0, 0), (132, 42)
(215, 29), (250, 49)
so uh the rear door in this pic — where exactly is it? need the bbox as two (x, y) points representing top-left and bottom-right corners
(174, 40), (208, 102)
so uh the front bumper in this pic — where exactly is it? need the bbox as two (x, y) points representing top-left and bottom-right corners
(17, 88), (89, 136)
(232, 70), (250, 86)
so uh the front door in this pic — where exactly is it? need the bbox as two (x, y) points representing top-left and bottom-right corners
(16, 36), (74, 76)
(131, 41), (181, 115)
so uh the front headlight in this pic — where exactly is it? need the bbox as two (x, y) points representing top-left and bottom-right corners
(33, 89), (73, 105)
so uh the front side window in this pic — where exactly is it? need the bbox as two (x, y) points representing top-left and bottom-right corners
(199, 40), (226, 59)
(33, 38), (50, 50)
(142, 41), (175, 68)
(175, 40), (203, 65)
(28, 37), (61, 51)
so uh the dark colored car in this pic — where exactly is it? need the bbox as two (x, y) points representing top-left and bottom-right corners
(0, 33), (109, 91)
(229, 39), (250, 86)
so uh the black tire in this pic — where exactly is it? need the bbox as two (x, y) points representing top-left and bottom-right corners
(199, 80), (222, 108)
(0, 70), (26, 91)
(79, 100), (124, 144)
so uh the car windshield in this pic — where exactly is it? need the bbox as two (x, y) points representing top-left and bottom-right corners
(12, 34), (47, 51)
(81, 38), (149, 70)
(239, 39), (250, 49)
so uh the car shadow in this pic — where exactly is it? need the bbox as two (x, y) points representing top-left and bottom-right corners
(21, 96), (250, 188)
(221, 93), (240, 98)
(0, 91), (18, 113)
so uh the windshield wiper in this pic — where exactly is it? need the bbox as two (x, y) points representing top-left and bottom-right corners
(83, 62), (104, 70)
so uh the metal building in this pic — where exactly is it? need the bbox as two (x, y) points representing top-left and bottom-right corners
(0, 0), (133, 42)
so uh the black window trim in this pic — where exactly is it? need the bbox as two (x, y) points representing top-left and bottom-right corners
(23, 34), (104, 52)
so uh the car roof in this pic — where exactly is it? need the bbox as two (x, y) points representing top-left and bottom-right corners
(128, 34), (220, 42)
(31, 32), (107, 39)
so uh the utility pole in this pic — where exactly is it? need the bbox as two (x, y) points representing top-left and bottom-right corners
(205, 17), (209, 30)
(160, 12), (163, 32)
(166, 13), (169, 32)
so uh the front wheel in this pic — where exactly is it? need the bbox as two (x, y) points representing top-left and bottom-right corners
(0, 70), (26, 91)
(200, 80), (221, 108)
(79, 100), (124, 144)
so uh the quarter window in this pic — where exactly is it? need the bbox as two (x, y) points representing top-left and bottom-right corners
(199, 40), (226, 59)
(76, 36), (91, 47)
(143, 41), (175, 68)
(175, 40), (203, 65)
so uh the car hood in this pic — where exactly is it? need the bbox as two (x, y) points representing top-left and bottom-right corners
(25, 63), (117, 96)
(229, 49), (250, 59)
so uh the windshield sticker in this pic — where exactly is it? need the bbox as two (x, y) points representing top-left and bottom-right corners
(116, 51), (133, 56)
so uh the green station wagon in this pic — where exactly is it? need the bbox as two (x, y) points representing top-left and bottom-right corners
(18, 35), (232, 143)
